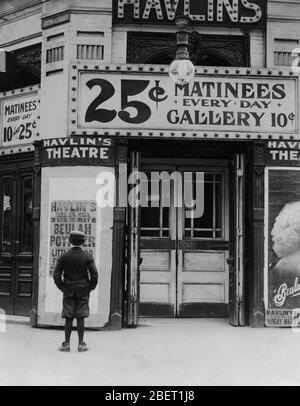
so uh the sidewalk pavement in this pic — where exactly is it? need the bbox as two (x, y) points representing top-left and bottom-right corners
(1, 318), (300, 386)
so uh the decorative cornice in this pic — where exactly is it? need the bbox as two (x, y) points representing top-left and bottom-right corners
(41, 11), (70, 30)
(0, 150), (34, 162)
(0, 2), (42, 27)
(68, 7), (112, 15)
(41, 7), (112, 30)
(0, 84), (40, 98)
(42, 7), (112, 20)
(0, 33), (42, 49)
(0, 0), (42, 18)
(268, 16), (300, 22)
(268, 0), (300, 5)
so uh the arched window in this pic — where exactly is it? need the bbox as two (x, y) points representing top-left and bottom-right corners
(142, 49), (174, 65)
(127, 32), (249, 67)
(144, 48), (236, 67)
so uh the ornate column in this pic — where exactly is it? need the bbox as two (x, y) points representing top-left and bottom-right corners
(108, 140), (127, 330)
(250, 141), (266, 327)
(30, 141), (42, 327)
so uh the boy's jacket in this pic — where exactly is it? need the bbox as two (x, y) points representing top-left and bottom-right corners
(53, 246), (98, 296)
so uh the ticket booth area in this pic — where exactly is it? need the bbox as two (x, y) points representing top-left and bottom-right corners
(126, 140), (250, 326)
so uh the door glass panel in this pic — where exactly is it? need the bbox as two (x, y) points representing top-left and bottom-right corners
(21, 177), (33, 252)
(215, 181), (223, 237)
(138, 164), (229, 319)
(141, 172), (170, 238)
(185, 172), (224, 239)
(1, 178), (12, 253)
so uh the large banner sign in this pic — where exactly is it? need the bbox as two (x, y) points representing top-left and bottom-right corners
(112, 0), (266, 28)
(265, 168), (300, 327)
(0, 88), (40, 148)
(78, 71), (298, 136)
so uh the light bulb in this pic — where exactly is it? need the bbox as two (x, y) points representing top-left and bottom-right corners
(169, 59), (195, 85)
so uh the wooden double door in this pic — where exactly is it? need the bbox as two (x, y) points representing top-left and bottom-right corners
(138, 160), (229, 318)
(0, 161), (34, 316)
(127, 154), (246, 324)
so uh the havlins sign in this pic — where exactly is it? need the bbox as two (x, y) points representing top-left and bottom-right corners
(113, 0), (266, 27)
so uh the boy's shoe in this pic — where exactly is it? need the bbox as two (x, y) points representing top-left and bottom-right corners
(78, 342), (89, 352)
(58, 342), (70, 352)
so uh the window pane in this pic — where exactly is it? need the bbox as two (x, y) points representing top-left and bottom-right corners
(184, 171), (224, 240)
(141, 206), (160, 229)
(185, 217), (192, 237)
(162, 229), (169, 237)
(140, 174), (170, 238)
(215, 174), (223, 182)
(194, 230), (213, 238)
(215, 180), (223, 232)
(1, 178), (12, 253)
(193, 181), (213, 229)
(21, 177), (33, 252)
(162, 207), (169, 229)
(140, 229), (160, 237)
(205, 173), (214, 182)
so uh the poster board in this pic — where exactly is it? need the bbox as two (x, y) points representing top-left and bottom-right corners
(48, 200), (97, 275)
(0, 87), (40, 148)
(265, 168), (300, 327)
(37, 166), (114, 328)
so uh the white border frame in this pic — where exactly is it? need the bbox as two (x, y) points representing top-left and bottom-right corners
(264, 166), (300, 320)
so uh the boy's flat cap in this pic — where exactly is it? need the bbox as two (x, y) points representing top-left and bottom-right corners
(69, 231), (85, 243)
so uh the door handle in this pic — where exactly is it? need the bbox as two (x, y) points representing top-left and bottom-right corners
(226, 256), (235, 267)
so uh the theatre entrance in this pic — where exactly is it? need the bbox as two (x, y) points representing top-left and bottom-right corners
(126, 146), (246, 325)
(0, 157), (34, 316)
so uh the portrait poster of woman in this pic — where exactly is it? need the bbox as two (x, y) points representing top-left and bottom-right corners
(267, 169), (300, 312)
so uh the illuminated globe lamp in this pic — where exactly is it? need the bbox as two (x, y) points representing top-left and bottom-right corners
(169, 14), (195, 85)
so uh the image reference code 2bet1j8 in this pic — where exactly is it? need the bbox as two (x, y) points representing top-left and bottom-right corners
(104, 389), (196, 402)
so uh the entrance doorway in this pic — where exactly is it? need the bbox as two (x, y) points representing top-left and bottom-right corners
(139, 160), (229, 318)
(0, 162), (34, 316)
(126, 147), (246, 325)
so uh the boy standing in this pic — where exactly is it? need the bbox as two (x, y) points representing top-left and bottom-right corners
(53, 231), (98, 352)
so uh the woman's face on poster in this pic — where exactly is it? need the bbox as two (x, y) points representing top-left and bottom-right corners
(271, 202), (300, 273)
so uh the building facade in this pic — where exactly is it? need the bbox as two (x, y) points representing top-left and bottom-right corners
(0, 0), (299, 329)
